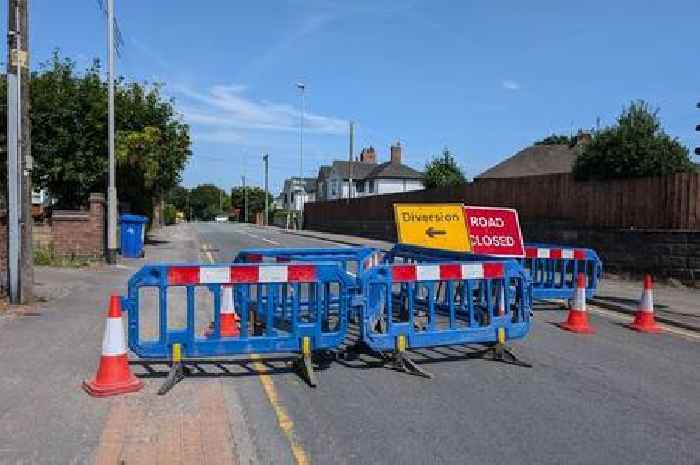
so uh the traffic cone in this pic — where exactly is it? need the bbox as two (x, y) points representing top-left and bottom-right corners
(219, 285), (240, 336)
(497, 285), (506, 316)
(629, 275), (661, 333)
(206, 285), (240, 337)
(559, 273), (595, 334)
(83, 295), (143, 397)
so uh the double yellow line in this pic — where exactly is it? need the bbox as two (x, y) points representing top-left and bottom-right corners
(202, 242), (311, 465)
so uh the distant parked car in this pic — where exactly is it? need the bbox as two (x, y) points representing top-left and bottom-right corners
(215, 215), (228, 223)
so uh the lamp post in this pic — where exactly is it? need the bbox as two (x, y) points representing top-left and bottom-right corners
(106, 0), (118, 264)
(296, 82), (305, 229)
(263, 153), (269, 226)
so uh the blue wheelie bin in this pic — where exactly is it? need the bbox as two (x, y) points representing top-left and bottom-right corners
(120, 214), (148, 258)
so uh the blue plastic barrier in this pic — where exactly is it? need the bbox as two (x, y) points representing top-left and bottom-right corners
(235, 246), (382, 275)
(122, 262), (354, 390)
(356, 259), (532, 376)
(521, 244), (602, 300)
(385, 243), (602, 302)
(235, 247), (383, 320)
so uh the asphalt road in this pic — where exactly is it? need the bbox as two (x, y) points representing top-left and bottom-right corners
(195, 222), (700, 465)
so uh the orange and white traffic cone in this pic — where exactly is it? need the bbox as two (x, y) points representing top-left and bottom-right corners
(559, 273), (595, 334)
(497, 285), (506, 316)
(83, 295), (143, 397)
(629, 274), (661, 333)
(206, 285), (240, 337)
(220, 285), (240, 337)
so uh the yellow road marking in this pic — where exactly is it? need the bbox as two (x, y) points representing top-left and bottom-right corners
(203, 241), (311, 464)
(251, 355), (310, 465)
(587, 305), (700, 341)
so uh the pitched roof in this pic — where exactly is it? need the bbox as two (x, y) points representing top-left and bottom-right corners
(331, 161), (378, 180)
(317, 165), (332, 181)
(330, 160), (423, 180)
(476, 144), (578, 179)
(366, 162), (424, 180)
(283, 177), (317, 194)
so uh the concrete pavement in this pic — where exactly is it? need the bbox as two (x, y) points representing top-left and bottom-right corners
(0, 223), (294, 465)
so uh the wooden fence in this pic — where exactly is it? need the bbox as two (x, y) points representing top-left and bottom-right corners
(304, 172), (700, 235)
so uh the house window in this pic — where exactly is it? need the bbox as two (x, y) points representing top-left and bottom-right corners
(331, 182), (337, 196)
(368, 180), (375, 193)
(356, 181), (365, 193)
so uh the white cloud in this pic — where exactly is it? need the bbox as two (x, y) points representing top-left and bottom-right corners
(502, 80), (520, 91)
(173, 83), (347, 136)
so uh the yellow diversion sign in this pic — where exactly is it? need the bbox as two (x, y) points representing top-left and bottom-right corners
(393, 203), (472, 252)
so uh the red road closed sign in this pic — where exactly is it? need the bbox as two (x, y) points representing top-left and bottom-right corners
(464, 206), (525, 257)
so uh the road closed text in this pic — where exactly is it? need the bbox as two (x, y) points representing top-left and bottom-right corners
(463, 206), (524, 257)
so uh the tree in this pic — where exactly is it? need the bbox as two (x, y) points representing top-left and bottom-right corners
(534, 134), (576, 146)
(189, 184), (227, 221)
(168, 185), (190, 215)
(423, 147), (466, 189)
(25, 51), (191, 212)
(29, 54), (108, 207)
(573, 101), (694, 180)
(230, 186), (273, 223)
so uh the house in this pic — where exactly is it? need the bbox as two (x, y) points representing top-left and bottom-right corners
(272, 193), (285, 210)
(280, 177), (317, 211)
(476, 132), (590, 179)
(317, 142), (424, 201)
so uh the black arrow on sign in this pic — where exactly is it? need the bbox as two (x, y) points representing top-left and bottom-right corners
(425, 227), (446, 238)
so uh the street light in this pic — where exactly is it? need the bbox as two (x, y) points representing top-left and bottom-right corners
(296, 82), (305, 228)
(263, 153), (269, 226)
(106, 0), (118, 264)
(296, 82), (305, 182)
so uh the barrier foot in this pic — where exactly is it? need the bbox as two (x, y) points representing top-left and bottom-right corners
(293, 354), (318, 388)
(473, 343), (532, 368)
(158, 361), (190, 395)
(393, 352), (434, 379)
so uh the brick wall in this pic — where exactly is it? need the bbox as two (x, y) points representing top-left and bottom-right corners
(520, 222), (700, 283)
(50, 193), (105, 258)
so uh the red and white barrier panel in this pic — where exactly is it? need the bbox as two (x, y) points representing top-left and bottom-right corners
(168, 264), (317, 285)
(524, 247), (586, 260)
(242, 253), (291, 263)
(391, 263), (504, 282)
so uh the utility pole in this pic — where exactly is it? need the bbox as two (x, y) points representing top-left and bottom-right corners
(242, 175), (248, 223)
(7, 0), (32, 304)
(105, 0), (118, 264)
(263, 153), (269, 226)
(695, 102), (700, 157)
(348, 121), (354, 202)
(296, 82), (305, 229)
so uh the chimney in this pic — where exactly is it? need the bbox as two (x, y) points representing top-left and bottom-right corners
(575, 130), (592, 146)
(390, 141), (402, 164)
(359, 146), (377, 164)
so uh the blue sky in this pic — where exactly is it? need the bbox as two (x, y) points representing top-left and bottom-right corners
(3, 1), (699, 193)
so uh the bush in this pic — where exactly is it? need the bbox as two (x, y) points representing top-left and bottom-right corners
(424, 148), (466, 189)
(573, 101), (693, 180)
